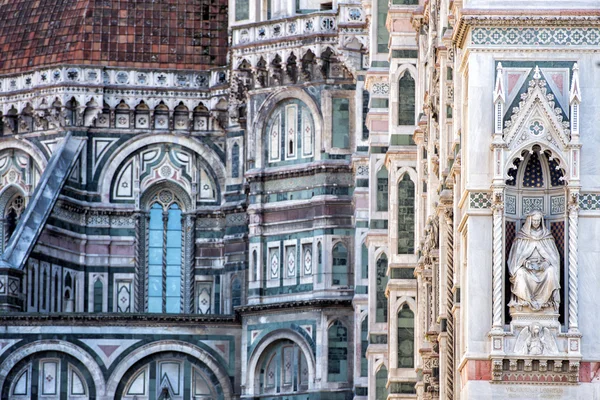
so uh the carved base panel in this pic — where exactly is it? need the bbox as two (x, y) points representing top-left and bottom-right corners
(491, 358), (580, 384)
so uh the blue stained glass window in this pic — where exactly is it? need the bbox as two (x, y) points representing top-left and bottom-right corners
(148, 202), (182, 313)
(148, 203), (164, 313)
(166, 204), (182, 313)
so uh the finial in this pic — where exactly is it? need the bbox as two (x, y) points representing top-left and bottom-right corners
(533, 65), (541, 80)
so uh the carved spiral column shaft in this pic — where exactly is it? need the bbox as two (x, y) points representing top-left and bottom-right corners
(444, 211), (454, 400)
(568, 203), (579, 331)
(492, 203), (504, 330)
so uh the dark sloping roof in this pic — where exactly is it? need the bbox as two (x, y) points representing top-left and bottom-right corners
(0, 0), (228, 73)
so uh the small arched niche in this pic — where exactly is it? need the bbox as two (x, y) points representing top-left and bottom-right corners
(504, 145), (567, 324)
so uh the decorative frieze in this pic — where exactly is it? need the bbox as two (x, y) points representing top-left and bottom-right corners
(472, 27), (600, 47)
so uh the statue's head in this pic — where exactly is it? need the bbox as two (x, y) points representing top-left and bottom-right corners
(528, 210), (544, 231)
(532, 214), (542, 229)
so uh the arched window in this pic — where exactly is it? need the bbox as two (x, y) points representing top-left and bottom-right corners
(397, 304), (415, 368)
(119, 356), (222, 400)
(93, 279), (103, 313)
(376, 254), (388, 323)
(361, 243), (368, 280)
(398, 72), (416, 125)
(317, 242), (323, 284)
(328, 321), (348, 382)
(398, 174), (415, 254)
(3, 355), (91, 399)
(252, 250), (258, 281)
(54, 273), (59, 312)
(332, 243), (348, 286)
(376, 365), (388, 399)
(376, 166), (389, 211)
(231, 276), (242, 310)
(266, 99), (314, 164)
(41, 268), (47, 310)
(147, 190), (184, 314)
(232, 142), (240, 178)
(376, 0), (389, 53)
(29, 265), (36, 308)
(257, 340), (309, 395)
(4, 193), (25, 248)
(361, 316), (369, 377)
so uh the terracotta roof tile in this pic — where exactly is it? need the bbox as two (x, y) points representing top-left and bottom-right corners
(0, 0), (228, 74)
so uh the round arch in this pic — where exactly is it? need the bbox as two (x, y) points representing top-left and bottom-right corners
(98, 133), (226, 202)
(0, 139), (47, 172)
(0, 340), (105, 397)
(246, 329), (316, 395)
(504, 142), (568, 184)
(251, 87), (323, 168)
(106, 340), (233, 399)
(0, 183), (25, 210)
(139, 180), (193, 211)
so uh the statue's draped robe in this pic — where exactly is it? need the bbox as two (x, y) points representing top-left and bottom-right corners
(508, 214), (561, 311)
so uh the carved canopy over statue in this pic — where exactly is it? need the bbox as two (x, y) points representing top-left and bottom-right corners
(508, 211), (561, 312)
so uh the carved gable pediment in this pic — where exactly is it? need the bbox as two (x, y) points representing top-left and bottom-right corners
(503, 69), (571, 153)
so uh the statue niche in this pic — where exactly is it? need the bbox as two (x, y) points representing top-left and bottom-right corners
(508, 211), (561, 313)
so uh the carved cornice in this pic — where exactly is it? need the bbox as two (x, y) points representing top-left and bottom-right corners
(235, 298), (353, 315)
(0, 313), (239, 327)
(452, 11), (600, 47)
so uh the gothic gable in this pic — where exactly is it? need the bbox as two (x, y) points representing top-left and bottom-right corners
(503, 67), (571, 153)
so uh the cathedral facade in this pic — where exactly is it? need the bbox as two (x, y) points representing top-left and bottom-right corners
(0, 0), (600, 399)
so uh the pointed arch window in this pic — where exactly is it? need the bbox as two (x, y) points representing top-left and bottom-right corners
(327, 321), (348, 382)
(332, 243), (348, 286)
(397, 304), (415, 368)
(317, 242), (323, 283)
(232, 143), (240, 178)
(376, 365), (388, 399)
(398, 174), (415, 254)
(376, 254), (388, 323)
(93, 279), (103, 313)
(361, 316), (369, 376)
(232, 276), (242, 309)
(4, 193), (25, 249)
(147, 189), (184, 314)
(398, 72), (416, 125)
(376, 166), (389, 211)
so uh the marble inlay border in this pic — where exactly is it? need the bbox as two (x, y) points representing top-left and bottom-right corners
(579, 193), (600, 211)
(472, 27), (600, 46)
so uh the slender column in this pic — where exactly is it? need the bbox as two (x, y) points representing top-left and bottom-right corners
(491, 201), (504, 331)
(568, 198), (579, 331)
(184, 213), (196, 314)
(444, 210), (454, 400)
(162, 210), (168, 313)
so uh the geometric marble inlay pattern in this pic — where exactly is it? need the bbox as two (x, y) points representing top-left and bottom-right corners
(472, 27), (600, 47)
(579, 193), (600, 211)
(469, 192), (492, 209)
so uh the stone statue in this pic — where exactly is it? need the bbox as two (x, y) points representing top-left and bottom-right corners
(513, 322), (558, 355)
(507, 211), (561, 312)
